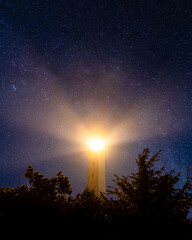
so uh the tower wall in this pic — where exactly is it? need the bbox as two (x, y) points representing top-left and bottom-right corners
(87, 150), (106, 194)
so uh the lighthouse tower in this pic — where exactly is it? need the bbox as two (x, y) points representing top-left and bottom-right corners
(87, 139), (106, 194)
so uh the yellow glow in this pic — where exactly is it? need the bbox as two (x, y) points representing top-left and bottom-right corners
(88, 139), (106, 151)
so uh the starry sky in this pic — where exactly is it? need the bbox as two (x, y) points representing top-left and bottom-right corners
(0, 0), (192, 195)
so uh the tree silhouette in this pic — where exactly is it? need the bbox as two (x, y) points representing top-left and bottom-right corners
(25, 166), (72, 203)
(108, 148), (192, 222)
(0, 166), (72, 222)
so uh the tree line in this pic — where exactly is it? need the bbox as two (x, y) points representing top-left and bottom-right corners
(0, 148), (192, 238)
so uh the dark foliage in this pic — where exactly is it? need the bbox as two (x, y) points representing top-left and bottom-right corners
(0, 149), (192, 239)
(108, 149), (192, 222)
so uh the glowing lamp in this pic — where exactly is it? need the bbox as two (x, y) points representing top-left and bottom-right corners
(88, 139), (106, 151)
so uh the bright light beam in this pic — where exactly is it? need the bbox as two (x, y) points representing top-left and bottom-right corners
(88, 139), (106, 151)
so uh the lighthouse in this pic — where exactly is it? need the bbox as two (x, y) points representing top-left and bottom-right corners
(87, 139), (106, 195)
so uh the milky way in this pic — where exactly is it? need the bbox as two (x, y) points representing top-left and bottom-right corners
(0, 1), (192, 194)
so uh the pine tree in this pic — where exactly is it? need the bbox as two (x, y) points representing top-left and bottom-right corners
(108, 148), (192, 222)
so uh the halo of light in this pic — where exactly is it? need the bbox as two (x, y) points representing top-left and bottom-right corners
(88, 139), (106, 151)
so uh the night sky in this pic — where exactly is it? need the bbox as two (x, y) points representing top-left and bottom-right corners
(0, 0), (192, 195)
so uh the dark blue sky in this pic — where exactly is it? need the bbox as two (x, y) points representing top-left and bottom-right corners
(0, 0), (192, 195)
